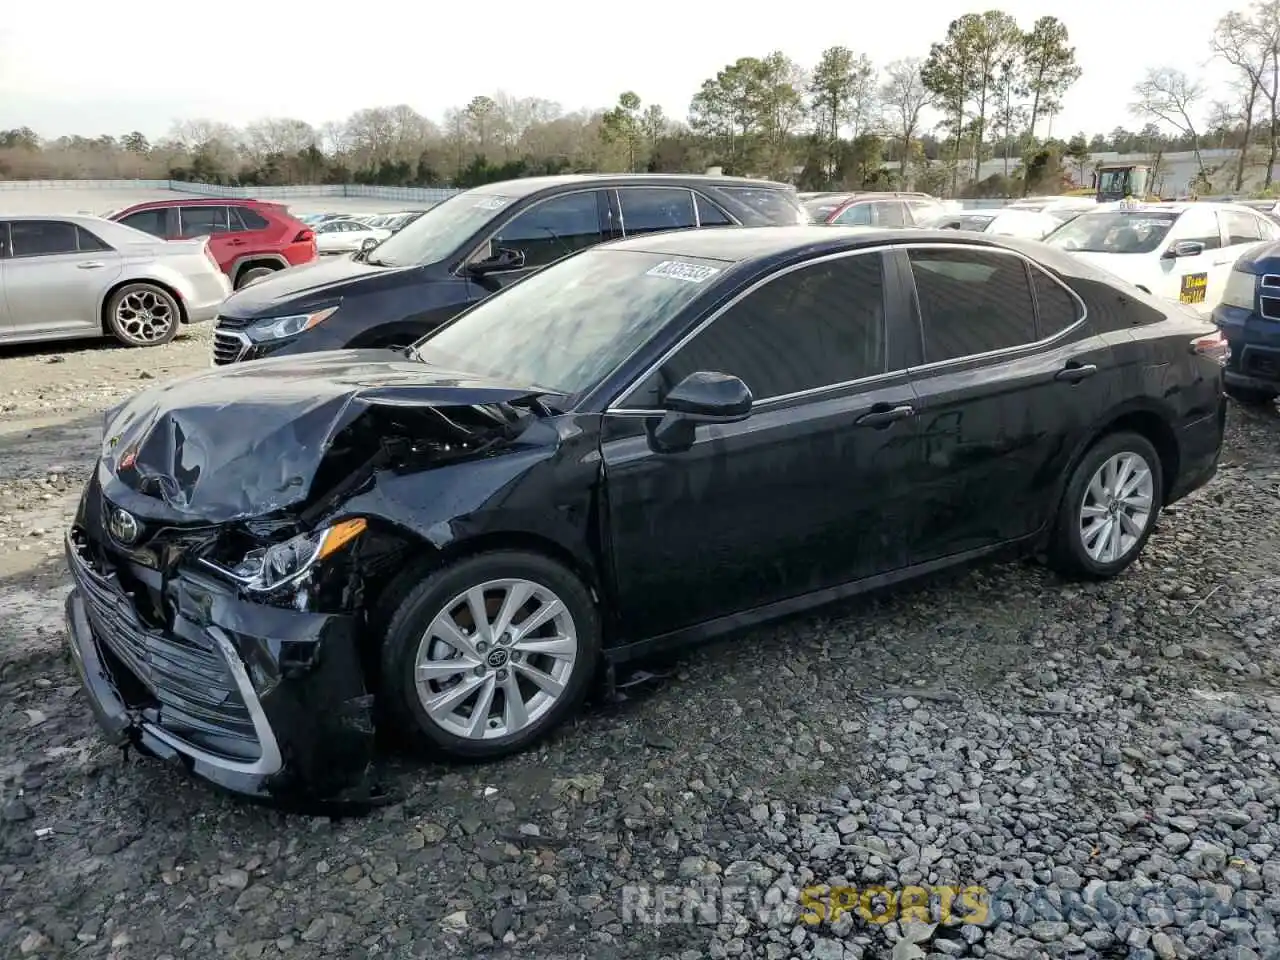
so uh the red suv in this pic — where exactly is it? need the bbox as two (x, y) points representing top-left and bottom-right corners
(108, 199), (317, 289)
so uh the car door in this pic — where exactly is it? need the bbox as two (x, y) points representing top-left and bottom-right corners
(2, 220), (124, 338)
(228, 205), (275, 259)
(1157, 206), (1224, 316)
(600, 250), (920, 640)
(898, 243), (1110, 563)
(462, 189), (608, 295)
(178, 205), (235, 264)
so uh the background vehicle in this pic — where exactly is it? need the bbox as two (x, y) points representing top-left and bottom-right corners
(314, 218), (392, 255)
(66, 225), (1227, 801)
(0, 214), (230, 348)
(821, 193), (945, 227)
(108, 198), (318, 290)
(1007, 196), (1101, 218)
(1212, 242), (1280, 406)
(210, 173), (807, 365)
(1043, 201), (1280, 317)
(918, 208), (1063, 239)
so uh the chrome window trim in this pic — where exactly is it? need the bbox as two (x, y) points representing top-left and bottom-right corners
(603, 241), (1088, 415)
(451, 187), (607, 277)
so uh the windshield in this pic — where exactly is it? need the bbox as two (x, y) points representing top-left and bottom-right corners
(365, 189), (516, 267)
(412, 249), (725, 395)
(1044, 211), (1179, 254)
(921, 212), (994, 231)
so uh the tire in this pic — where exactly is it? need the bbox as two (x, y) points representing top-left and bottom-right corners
(104, 283), (180, 347)
(1225, 383), (1278, 406)
(1048, 431), (1164, 580)
(235, 265), (278, 289)
(380, 550), (601, 760)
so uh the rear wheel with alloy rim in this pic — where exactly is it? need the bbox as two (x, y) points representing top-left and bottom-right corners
(105, 283), (180, 347)
(381, 551), (600, 759)
(1049, 431), (1164, 579)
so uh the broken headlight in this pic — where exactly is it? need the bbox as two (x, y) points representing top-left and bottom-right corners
(225, 519), (366, 592)
(248, 305), (339, 343)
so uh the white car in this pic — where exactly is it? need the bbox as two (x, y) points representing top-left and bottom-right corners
(313, 218), (392, 255)
(1041, 202), (1280, 317)
(921, 208), (1064, 240)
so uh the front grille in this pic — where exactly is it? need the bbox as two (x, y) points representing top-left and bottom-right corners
(68, 539), (261, 761)
(215, 314), (254, 330)
(1260, 276), (1280, 321)
(212, 330), (249, 365)
(1243, 346), (1280, 379)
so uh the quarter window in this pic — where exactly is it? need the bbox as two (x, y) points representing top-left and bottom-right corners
(618, 188), (697, 235)
(179, 206), (230, 237)
(695, 194), (734, 226)
(908, 248), (1037, 363)
(1031, 267), (1082, 338)
(623, 253), (889, 407)
(119, 209), (169, 237)
(491, 191), (603, 269)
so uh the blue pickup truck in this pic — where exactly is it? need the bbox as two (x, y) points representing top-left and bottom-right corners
(1214, 242), (1280, 406)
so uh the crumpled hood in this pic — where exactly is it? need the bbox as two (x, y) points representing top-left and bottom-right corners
(98, 349), (546, 524)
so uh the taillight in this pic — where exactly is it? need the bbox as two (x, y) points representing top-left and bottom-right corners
(294, 229), (314, 243)
(1191, 329), (1230, 365)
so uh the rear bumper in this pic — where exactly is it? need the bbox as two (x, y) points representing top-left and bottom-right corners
(1166, 396), (1227, 505)
(64, 532), (374, 804)
(184, 273), (232, 325)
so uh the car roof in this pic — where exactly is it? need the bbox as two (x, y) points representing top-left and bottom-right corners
(114, 197), (278, 211)
(469, 173), (796, 198)
(2, 213), (118, 225)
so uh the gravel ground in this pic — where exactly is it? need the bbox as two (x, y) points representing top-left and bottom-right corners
(2, 328), (1280, 960)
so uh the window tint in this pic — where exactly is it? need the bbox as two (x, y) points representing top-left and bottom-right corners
(719, 186), (804, 225)
(491, 191), (603, 269)
(618, 188), (697, 236)
(1031, 268), (1081, 338)
(908, 248), (1037, 363)
(9, 220), (80, 257)
(833, 202), (873, 226)
(120, 209), (168, 237)
(623, 253), (888, 407)
(1222, 210), (1265, 245)
(233, 206), (271, 231)
(179, 206), (229, 238)
(695, 193), (733, 226)
(77, 226), (111, 252)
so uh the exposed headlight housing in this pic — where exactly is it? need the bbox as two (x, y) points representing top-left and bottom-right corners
(1221, 268), (1258, 311)
(207, 519), (367, 593)
(248, 305), (339, 343)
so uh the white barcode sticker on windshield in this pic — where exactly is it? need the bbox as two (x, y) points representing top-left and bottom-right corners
(474, 196), (511, 211)
(646, 260), (720, 283)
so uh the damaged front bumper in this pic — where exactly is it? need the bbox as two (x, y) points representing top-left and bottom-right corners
(64, 532), (375, 804)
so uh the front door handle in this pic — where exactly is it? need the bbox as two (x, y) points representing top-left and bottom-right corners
(1055, 363), (1098, 383)
(855, 403), (915, 428)
(76, 261), (105, 269)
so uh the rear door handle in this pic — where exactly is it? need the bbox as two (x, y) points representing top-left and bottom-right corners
(1055, 363), (1098, 383)
(76, 261), (105, 269)
(855, 404), (915, 428)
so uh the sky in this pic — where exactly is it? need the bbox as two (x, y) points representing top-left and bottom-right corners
(0, 1), (1243, 144)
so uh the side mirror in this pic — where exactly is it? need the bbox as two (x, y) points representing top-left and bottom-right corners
(649, 371), (753, 453)
(360, 237), (380, 251)
(467, 246), (525, 276)
(1165, 240), (1205, 259)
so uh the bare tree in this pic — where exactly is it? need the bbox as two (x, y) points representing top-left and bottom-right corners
(879, 58), (932, 185)
(1130, 67), (1208, 175)
(1214, 9), (1269, 189)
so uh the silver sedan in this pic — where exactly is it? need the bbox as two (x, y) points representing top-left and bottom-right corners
(0, 215), (232, 348)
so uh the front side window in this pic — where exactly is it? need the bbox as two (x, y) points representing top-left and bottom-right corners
(1175, 207), (1222, 250)
(9, 220), (81, 257)
(908, 248), (1037, 363)
(179, 206), (230, 238)
(1044, 211), (1178, 254)
(413, 249), (718, 396)
(1222, 210), (1265, 246)
(618, 188), (697, 236)
(489, 191), (604, 269)
(622, 253), (889, 408)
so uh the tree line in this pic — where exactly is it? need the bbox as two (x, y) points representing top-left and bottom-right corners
(0, 7), (1271, 199)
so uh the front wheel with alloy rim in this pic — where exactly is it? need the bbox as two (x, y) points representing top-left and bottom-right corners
(380, 551), (601, 759)
(1048, 431), (1164, 580)
(104, 282), (180, 347)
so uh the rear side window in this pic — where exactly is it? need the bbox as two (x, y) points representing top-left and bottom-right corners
(694, 193), (734, 227)
(9, 220), (81, 257)
(618, 188), (697, 236)
(718, 186), (803, 225)
(833, 203), (872, 226)
(875, 201), (907, 227)
(1031, 267), (1082, 338)
(907, 248), (1037, 363)
(179, 206), (230, 238)
(232, 206), (272, 231)
(119, 209), (168, 237)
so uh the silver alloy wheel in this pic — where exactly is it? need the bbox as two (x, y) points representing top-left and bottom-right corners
(116, 288), (175, 343)
(1078, 451), (1155, 564)
(412, 578), (578, 740)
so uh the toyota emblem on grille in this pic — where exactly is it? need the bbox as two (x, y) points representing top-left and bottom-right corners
(108, 507), (140, 546)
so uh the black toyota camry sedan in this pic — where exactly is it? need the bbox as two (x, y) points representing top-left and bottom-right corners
(65, 226), (1228, 803)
